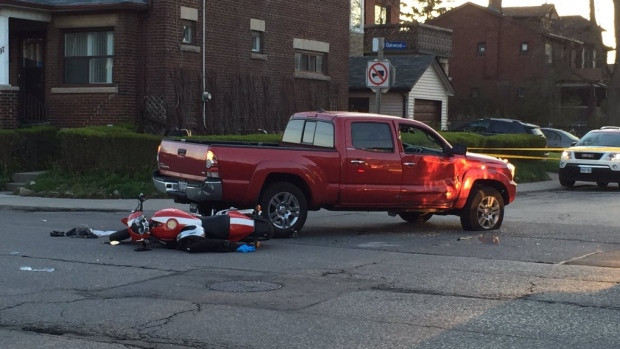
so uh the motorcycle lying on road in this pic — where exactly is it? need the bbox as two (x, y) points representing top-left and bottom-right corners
(109, 194), (273, 252)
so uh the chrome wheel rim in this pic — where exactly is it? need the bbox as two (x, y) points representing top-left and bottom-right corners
(267, 192), (300, 229)
(477, 195), (500, 229)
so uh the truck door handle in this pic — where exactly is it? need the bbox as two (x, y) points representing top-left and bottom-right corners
(403, 162), (416, 167)
(178, 148), (187, 156)
(350, 160), (366, 165)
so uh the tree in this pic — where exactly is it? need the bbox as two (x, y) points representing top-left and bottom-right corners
(607, 0), (620, 125)
(400, 0), (453, 22)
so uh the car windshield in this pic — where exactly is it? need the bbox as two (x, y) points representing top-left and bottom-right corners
(576, 132), (620, 147)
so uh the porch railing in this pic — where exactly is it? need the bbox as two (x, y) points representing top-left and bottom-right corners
(364, 23), (453, 58)
(20, 92), (47, 125)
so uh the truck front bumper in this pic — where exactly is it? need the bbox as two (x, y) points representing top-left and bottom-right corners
(152, 171), (223, 202)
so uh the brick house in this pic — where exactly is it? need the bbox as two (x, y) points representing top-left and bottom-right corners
(0, 0), (349, 133)
(429, 0), (610, 133)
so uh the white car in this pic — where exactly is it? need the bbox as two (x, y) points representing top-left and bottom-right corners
(559, 127), (620, 188)
(540, 127), (579, 148)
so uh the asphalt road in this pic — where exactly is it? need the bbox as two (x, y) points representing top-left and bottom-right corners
(1, 183), (620, 348)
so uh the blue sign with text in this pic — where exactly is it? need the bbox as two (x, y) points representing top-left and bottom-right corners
(384, 41), (407, 50)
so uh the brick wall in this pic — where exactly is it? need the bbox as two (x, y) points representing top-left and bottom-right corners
(10, 1), (349, 133)
(44, 12), (145, 128)
(430, 5), (558, 121)
(0, 87), (18, 129)
(138, 0), (350, 133)
(364, 0), (400, 25)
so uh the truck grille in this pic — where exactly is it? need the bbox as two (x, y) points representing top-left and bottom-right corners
(575, 152), (603, 160)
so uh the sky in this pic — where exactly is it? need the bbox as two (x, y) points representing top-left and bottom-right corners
(443, 0), (616, 62)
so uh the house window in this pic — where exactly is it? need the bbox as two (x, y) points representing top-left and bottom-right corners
(182, 20), (195, 44)
(295, 51), (326, 74)
(64, 30), (114, 84)
(471, 87), (480, 98)
(375, 5), (389, 24)
(517, 87), (525, 98)
(545, 43), (553, 64)
(251, 30), (262, 53)
(593, 50), (597, 69)
(520, 42), (528, 54)
(477, 42), (486, 56)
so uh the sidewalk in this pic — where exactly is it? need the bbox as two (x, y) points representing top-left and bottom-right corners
(0, 173), (561, 212)
(0, 193), (189, 212)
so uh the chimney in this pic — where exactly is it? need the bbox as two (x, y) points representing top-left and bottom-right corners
(488, 0), (502, 13)
(589, 0), (597, 25)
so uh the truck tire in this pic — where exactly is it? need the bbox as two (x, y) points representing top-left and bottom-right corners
(398, 212), (432, 223)
(259, 182), (307, 238)
(460, 186), (504, 231)
(109, 228), (130, 242)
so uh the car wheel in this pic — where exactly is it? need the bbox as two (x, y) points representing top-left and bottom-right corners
(559, 178), (575, 188)
(398, 212), (432, 223)
(109, 228), (130, 242)
(259, 182), (307, 238)
(460, 186), (504, 231)
(597, 181), (609, 187)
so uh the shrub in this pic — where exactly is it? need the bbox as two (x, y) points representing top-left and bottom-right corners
(56, 126), (162, 174)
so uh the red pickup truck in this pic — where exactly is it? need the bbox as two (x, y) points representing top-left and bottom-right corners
(153, 111), (517, 237)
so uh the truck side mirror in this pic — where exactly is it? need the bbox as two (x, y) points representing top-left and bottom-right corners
(450, 144), (467, 155)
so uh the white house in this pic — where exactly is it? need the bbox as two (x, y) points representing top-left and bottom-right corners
(349, 55), (454, 130)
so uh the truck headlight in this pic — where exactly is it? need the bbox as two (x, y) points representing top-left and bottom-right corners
(608, 153), (620, 161)
(560, 150), (572, 160)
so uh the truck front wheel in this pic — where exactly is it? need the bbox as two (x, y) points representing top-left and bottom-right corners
(259, 182), (308, 238)
(460, 186), (504, 231)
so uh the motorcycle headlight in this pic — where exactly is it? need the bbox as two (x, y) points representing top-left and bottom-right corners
(131, 216), (150, 235)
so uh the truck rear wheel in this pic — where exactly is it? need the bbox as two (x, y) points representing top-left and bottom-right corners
(259, 182), (307, 238)
(460, 186), (504, 231)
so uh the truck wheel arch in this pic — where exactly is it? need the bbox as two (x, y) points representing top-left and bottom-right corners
(456, 174), (511, 210)
(259, 174), (312, 208)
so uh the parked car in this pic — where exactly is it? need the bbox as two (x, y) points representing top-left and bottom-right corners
(454, 118), (546, 138)
(558, 127), (620, 188)
(540, 127), (580, 148)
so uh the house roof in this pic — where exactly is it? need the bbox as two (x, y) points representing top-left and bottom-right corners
(432, 2), (602, 47)
(550, 15), (606, 46)
(349, 55), (453, 94)
(502, 4), (557, 18)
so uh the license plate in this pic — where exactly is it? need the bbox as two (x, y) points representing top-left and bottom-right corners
(580, 167), (592, 174)
(178, 180), (188, 190)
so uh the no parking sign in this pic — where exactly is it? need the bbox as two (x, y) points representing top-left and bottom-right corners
(366, 60), (390, 89)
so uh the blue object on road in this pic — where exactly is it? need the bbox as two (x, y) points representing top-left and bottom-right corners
(236, 245), (255, 253)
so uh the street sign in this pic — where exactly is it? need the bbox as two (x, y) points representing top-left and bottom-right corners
(366, 60), (390, 89)
(384, 41), (406, 50)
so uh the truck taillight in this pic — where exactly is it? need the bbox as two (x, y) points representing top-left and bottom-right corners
(206, 150), (219, 178)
